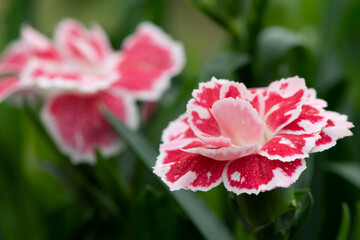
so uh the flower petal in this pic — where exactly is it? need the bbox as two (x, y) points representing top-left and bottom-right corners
(219, 81), (249, 99)
(0, 42), (28, 74)
(55, 18), (111, 63)
(281, 104), (328, 135)
(21, 25), (60, 61)
(112, 22), (184, 100)
(183, 144), (260, 161)
(258, 133), (319, 162)
(0, 77), (20, 102)
(154, 148), (227, 191)
(21, 59), (119, 93)
(161, 114), (196, 143)
(211, 97), (265, 146)
(305, 88), (327, 108)
(187, 78), (232, 147)
(41, 91), (138, 164)
(248, 90), (266, 117)
(311, 111), (354, 153)
(264, 76), (306, 137)
(223, 155), (306, 195)
(161, 114), (260, 161)
(0, 27), (59, 74)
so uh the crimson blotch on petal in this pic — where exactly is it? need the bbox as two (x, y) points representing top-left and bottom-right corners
(154, 77), (353, 195)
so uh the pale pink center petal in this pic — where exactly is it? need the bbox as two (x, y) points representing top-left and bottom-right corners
(183, 144), (260, 161)
(211, 98), (265, 146)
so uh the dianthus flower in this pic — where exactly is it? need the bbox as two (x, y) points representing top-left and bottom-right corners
(154, 77), (353, 194)
(0, 19), (184, 163)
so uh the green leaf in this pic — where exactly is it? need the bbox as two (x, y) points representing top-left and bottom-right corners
(1, 0), (33, 47)
(291, 190), (313, 238)
(187, 0), (244, 39)
(325, 162), (360, 189)
(104, 110), (234, 240)
(354, 201), (360, 240)
(256, 26), (306, 73)
(200, 52), (251, 81)
(336, 202), (351, 240)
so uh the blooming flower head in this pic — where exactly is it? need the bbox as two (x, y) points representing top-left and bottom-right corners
(154, 77), (353, 195)
(0, 19), (184, 164)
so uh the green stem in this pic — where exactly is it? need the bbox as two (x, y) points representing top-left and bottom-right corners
(230, 186), (301, 240)
(233, 187), (296, 228)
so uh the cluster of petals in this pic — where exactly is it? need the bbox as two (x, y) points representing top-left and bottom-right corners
(0, 19), (184, 164)
(154, 76), (353, 194)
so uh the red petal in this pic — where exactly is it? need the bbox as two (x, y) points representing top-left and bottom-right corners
(161, 114), (196, 143)
(21, 26), (60, 61)
(311, 111), (353, 153)
(281, 104), (327, 134)
(154, 148), (227, 191)
(219, 81), (249, 99)
(55, 19), (111, 63)
(264, 76), (306, 137)
(0, 42), (28, 74)
(305, 88), (327, 108)
(0, 26), (59, 74)
(112, 22), (184, 100)
(41, 91), (138, 163)
(187, 78), (231, 147)
(248, 92), (265, 117)
(259, 133), (319, 162)
(0, 77), (20, 101)
(223, 155), (306, 195)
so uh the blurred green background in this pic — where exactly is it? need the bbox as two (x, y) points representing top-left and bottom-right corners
(0, 0), (359, 239)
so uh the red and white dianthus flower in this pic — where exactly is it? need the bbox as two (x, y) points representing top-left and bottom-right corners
(0, 19), (184, 164)
(154, 77), (353, 194)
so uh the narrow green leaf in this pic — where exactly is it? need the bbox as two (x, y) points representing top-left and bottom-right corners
(354, 201), (360, 240)
(336, 202), (351, 240)
(256, 26), (306, 72)
(326, 162), (360, 189)
(291, 191), (313, 239)
(104, 110), (234, 240)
